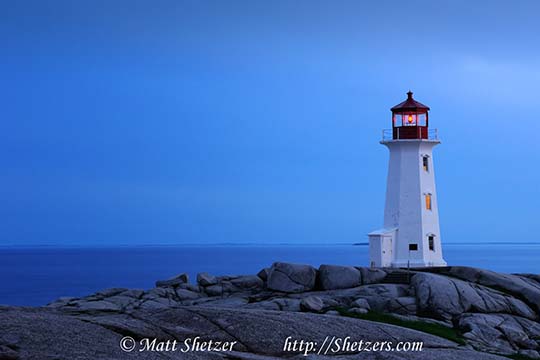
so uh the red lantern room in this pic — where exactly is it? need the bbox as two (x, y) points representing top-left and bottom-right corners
(390, 91), (430, 140)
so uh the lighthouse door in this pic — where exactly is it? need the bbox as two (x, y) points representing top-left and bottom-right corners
(380, 235), (393, 267)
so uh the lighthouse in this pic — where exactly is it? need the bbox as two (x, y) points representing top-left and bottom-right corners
(368, 91), (447, 268)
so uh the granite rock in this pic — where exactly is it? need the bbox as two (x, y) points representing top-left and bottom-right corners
(197, 272), (218, 286)
(318, 264), (362, 290)
(155, 273), (189, 288)
(267, 262), (317, 293)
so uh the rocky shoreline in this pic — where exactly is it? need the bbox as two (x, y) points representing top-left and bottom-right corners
(1, 263), (540, 359)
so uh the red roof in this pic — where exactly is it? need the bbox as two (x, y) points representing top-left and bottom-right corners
(391, 91), (430, 112)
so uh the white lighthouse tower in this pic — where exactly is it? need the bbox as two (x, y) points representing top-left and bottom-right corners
(369, 91), (447, 268)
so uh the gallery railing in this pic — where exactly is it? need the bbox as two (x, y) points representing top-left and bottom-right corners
(382, 128), (438, 141)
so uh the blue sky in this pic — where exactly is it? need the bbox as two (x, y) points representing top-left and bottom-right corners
(1, 0), (539, 245)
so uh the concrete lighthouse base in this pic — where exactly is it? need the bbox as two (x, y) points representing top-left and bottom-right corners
(391, 259), (448, 268)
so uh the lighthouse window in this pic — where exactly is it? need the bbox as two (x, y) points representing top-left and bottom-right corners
(393, 114), (402, 126)
(428, 235), (435, 251)
(422, 156), (429, 172)
(404, 114), (416, 126)
(425, 194), (432, 210)
(409, 244), (418, 251)
(418, 113), (427, 126)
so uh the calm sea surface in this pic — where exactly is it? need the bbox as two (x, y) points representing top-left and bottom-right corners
(1, 243), (539, 306)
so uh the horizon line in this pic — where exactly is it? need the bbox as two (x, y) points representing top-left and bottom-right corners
(1, 241), (540, 249)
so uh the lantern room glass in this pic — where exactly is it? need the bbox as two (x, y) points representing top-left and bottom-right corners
(393, 112), (427, 127)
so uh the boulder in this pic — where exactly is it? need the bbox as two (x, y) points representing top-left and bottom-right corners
(458, 313), (540, 354)
(447, 267), (540, 313)
(272, 298), (302, 312)
(412, 272), (536, 321)
(267, 262), (317, 293)
(155, 273), (189, 288)
(358, 267), (387, 284)
(204, 284), (223, 297)
(175, 288), (201, 300)
(206, 276), (265, 294)
(229, 275), (264, 290)
(300, 296), (325, 313)
(178, 283), (202, 292)
(325, 310), (341, 316)
(351, 297), (371, 310)
(349, 307), (368, 315)
(197, 272), (217, 286)
(257, 268), (270, 281)
(318, 264), (361, 290)
(348, 283), (410, 312)
(364, 296), (391, 312)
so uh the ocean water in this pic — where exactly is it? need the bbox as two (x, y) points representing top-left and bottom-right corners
(1, 243), (539, 306)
